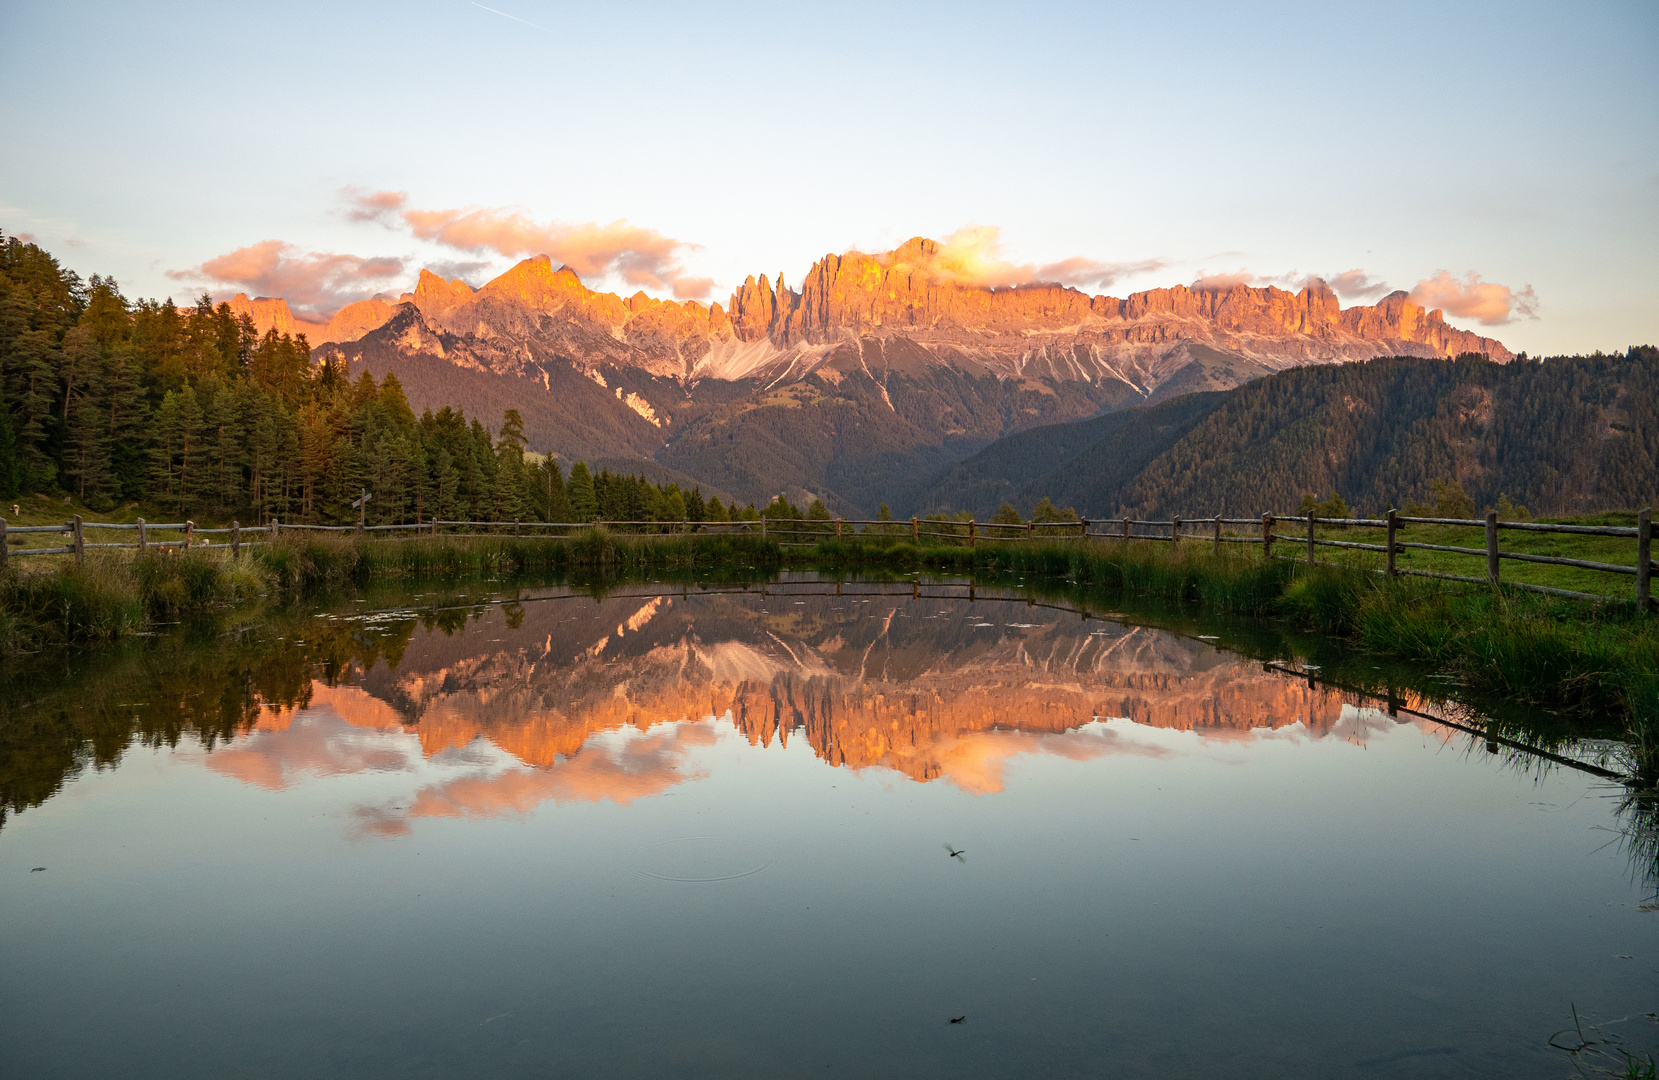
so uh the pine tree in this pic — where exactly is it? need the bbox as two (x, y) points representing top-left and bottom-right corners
(0, 382), (21, 498)
(568, 461), (597, 521)
(493, 409), (527, 520)
(539, 458), (569, 522)
(7, 326), (59, 490)
(104, 346), (149, 504)
(662, 485), (686, 522)
(151, 385), (204, 514)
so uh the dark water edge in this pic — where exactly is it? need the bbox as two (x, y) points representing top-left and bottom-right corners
(1, 566), (1655, 1078)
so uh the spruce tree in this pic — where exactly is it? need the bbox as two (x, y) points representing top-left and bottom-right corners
(567, 461), (597, 521)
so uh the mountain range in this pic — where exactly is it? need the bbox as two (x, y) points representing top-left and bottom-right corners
(242, 237), (1514, 515)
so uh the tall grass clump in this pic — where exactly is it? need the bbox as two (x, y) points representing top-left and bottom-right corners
(0, 548), (273, 651)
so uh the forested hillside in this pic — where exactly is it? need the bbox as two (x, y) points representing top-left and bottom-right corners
(0, 234), (731, 526)
(913, 351), (1659, 519)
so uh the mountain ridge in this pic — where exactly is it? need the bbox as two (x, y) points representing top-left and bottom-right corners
(306, 237), (1516, 514)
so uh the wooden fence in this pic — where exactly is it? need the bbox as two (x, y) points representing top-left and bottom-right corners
(2, 507), (1651, 612)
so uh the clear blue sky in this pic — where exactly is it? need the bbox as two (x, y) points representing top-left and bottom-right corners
(2, 0), (1654, 354)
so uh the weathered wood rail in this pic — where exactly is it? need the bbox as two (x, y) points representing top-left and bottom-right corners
(2, 506), (1651, 611)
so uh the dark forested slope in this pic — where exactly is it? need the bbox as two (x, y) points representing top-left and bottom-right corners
(910, 351), (1659, 519)
(916, 393), (1227, 518)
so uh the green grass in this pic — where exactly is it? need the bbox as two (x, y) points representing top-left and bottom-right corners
(1269, 512), (1647, 599)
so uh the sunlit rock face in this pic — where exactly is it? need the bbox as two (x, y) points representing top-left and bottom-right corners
(253, 589), (1413, 803)
(322, 238), (1510, 387)
(226, 293), (301, 337)
(309, 239), (1512, 510)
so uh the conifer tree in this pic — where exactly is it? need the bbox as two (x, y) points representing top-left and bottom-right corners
(568, 461), (598, 521)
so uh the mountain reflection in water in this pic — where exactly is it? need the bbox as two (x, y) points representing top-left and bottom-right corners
(193, 583), (1459, 835)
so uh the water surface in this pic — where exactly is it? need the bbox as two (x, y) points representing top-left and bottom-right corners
(1, 574), (1653, 1078)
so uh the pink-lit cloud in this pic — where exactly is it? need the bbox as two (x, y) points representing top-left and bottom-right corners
(1190, 270), (1259, 292)
(169, 239), (406, 320)
(1408, 270), (1538, 326)
(205, 712), (416, 791)
(883, 225), (1166, 292)
(402, 722), (716, 821)
(1191, 268), (1398, 300)
(342, 189), (713, 299)
(340, 186), (408, 223)
(1325, 268), (1391, 300)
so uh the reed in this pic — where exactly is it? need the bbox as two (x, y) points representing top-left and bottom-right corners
(0, 548), (271, 649)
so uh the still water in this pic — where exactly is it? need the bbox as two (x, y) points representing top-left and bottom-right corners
(0, 574), (1653, 1078)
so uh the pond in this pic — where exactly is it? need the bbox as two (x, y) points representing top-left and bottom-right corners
(0, 572), (1653, 1078)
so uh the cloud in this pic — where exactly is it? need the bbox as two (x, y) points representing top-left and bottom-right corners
(1325, 268), (1391, 300)
(1408, 270), (1538, 326)
(342, 190), (709, 299)
(340, 187), (408, 224)
(169, 239), (406, 319)
(205, 712), (417, 791)
(884, 225), (1166, 292)
(423, 258), (494, 286)
(1190, 270), (1258, 292)
(404, 721), (714, 820)
(1191, 268), (1380, 296)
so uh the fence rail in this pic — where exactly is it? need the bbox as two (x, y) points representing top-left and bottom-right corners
(2, 505), (1651, 611)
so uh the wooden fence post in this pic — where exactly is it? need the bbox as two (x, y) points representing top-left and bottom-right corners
(1262, 512), (1274, 561)
(1122, 517), (1130, 542)
(185, 520), (194, 549)
(514, 520), (521, 537)
(1172, 516), (1181, 545)
(0, 517), (7, 572)
(968, 519), (976, 549)
(1079, 517), (1088, 540)
(1638, 506), (1651, 615)
(138, 517), (147, 552)
(836, 518), (843, 538)
(269, 516), (278, 542)
(1025, 520), (1032, 541)
(1486, 510), (1499, 586)
(232, 520), (240, 558)
(71, 515), (84, 566)
(913, 517), (921, 542)
(1214, 515), (1222, 554)
(1385, 509), (1398, 577)
(1307, 513), (1316, 564)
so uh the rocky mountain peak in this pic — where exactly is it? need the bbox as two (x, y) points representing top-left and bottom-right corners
(413, 270), (476, 324)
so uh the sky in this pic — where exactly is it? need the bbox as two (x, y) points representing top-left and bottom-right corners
(1, 0), (1655, 354)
